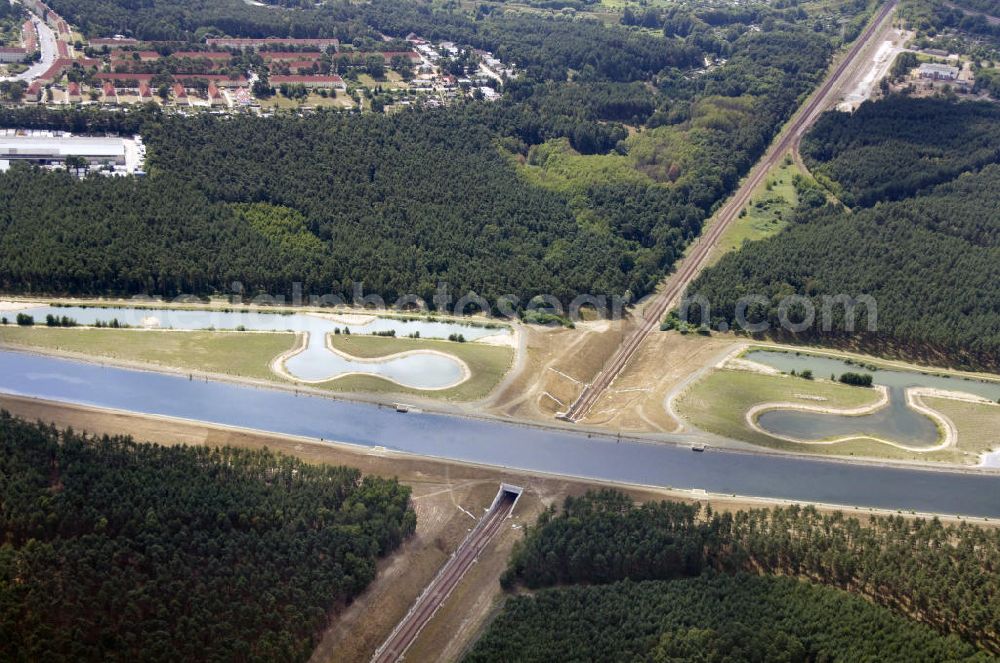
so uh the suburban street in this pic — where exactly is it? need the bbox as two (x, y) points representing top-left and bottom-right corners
(0, 14), (57, 83)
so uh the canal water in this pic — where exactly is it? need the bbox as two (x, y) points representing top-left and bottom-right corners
(1, 349), (998, 517)
(17, 306), (507, 389)
(745, 350), (1000, 447)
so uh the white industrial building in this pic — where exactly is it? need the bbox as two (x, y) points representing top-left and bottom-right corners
(917, 63), (959, 81)
(0, 132), (145, 174)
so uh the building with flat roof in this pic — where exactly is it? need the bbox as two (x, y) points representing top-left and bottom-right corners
(0, 135), (127, 166)
(918, 62), (959, 81)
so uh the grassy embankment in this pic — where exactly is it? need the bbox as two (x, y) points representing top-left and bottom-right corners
(676, 367), (1000, 463)
(704, 157), (801, 266)
(0, 327), (291, 380)
(0, 327), (513, 401)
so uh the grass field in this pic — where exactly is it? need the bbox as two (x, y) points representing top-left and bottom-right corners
(324, 335), (514, 401)
(705, 157), (800, 266)
(0, 327), (293, 380)
(676, 368), (884, 451)
(676, 366), (1000, 463)
(923, 397), (1000, 461)
(0, 326), (513, 402)
(258, 92), (354, 110)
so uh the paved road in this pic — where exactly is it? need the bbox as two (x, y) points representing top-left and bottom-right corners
(371, 492), (516, 662)
(563, 0), (899, 423)
(1, 15), (57, 83)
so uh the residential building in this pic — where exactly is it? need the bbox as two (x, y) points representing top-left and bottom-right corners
(0, 47), (27, 64)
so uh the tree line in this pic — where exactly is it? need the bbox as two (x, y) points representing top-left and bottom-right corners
(498, 490), (1000, 654)
(468, 574), (989, 662)
(800, 95), (1000, 207)
(0, 413), (416, 662)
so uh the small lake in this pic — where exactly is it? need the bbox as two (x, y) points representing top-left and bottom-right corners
(18, 306), (509, 390)
(745, 350), (1000, 448)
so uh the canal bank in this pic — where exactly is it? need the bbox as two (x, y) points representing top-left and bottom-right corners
(1, 349), (998, 517)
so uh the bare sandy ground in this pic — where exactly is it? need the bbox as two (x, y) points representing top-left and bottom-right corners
(0, 300), (44, 312)
(473, 330), (517, 348)
(306, 312), (378, 326)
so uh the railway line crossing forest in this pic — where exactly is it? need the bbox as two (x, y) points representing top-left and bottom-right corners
(1, 0), (1000, 661)
(690, 96), (1000, 369)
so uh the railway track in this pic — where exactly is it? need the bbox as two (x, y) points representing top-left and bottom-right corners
(562, 0), (898, 423)
(371, 492), (517, 662)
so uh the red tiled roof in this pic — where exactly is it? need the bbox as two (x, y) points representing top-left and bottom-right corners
(174, 73), (247, 85)
(37, 57), (73, 82)
(102, 81), (115, 95)
(172, 83), (187, 97)
(22, 21), (38, 52)
(67, 82), (80, 95)
(281, 61), (322, 71)
(334, 51), (420, 62)
(0, 47), (26, 54)
(56, 41), (69, 58)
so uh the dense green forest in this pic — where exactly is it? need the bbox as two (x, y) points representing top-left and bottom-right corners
(0, 107), (685, 303)
(688, 97), (1000, 368)
(468, 574), (990, 662)
(0, 413), (416, 662)
(473, 490), (1000, 659)
(0, 2), (850, 307)
(800, 96), (1000, 207)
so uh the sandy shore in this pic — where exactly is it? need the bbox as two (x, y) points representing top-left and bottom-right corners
(0, 300), (44, 313)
